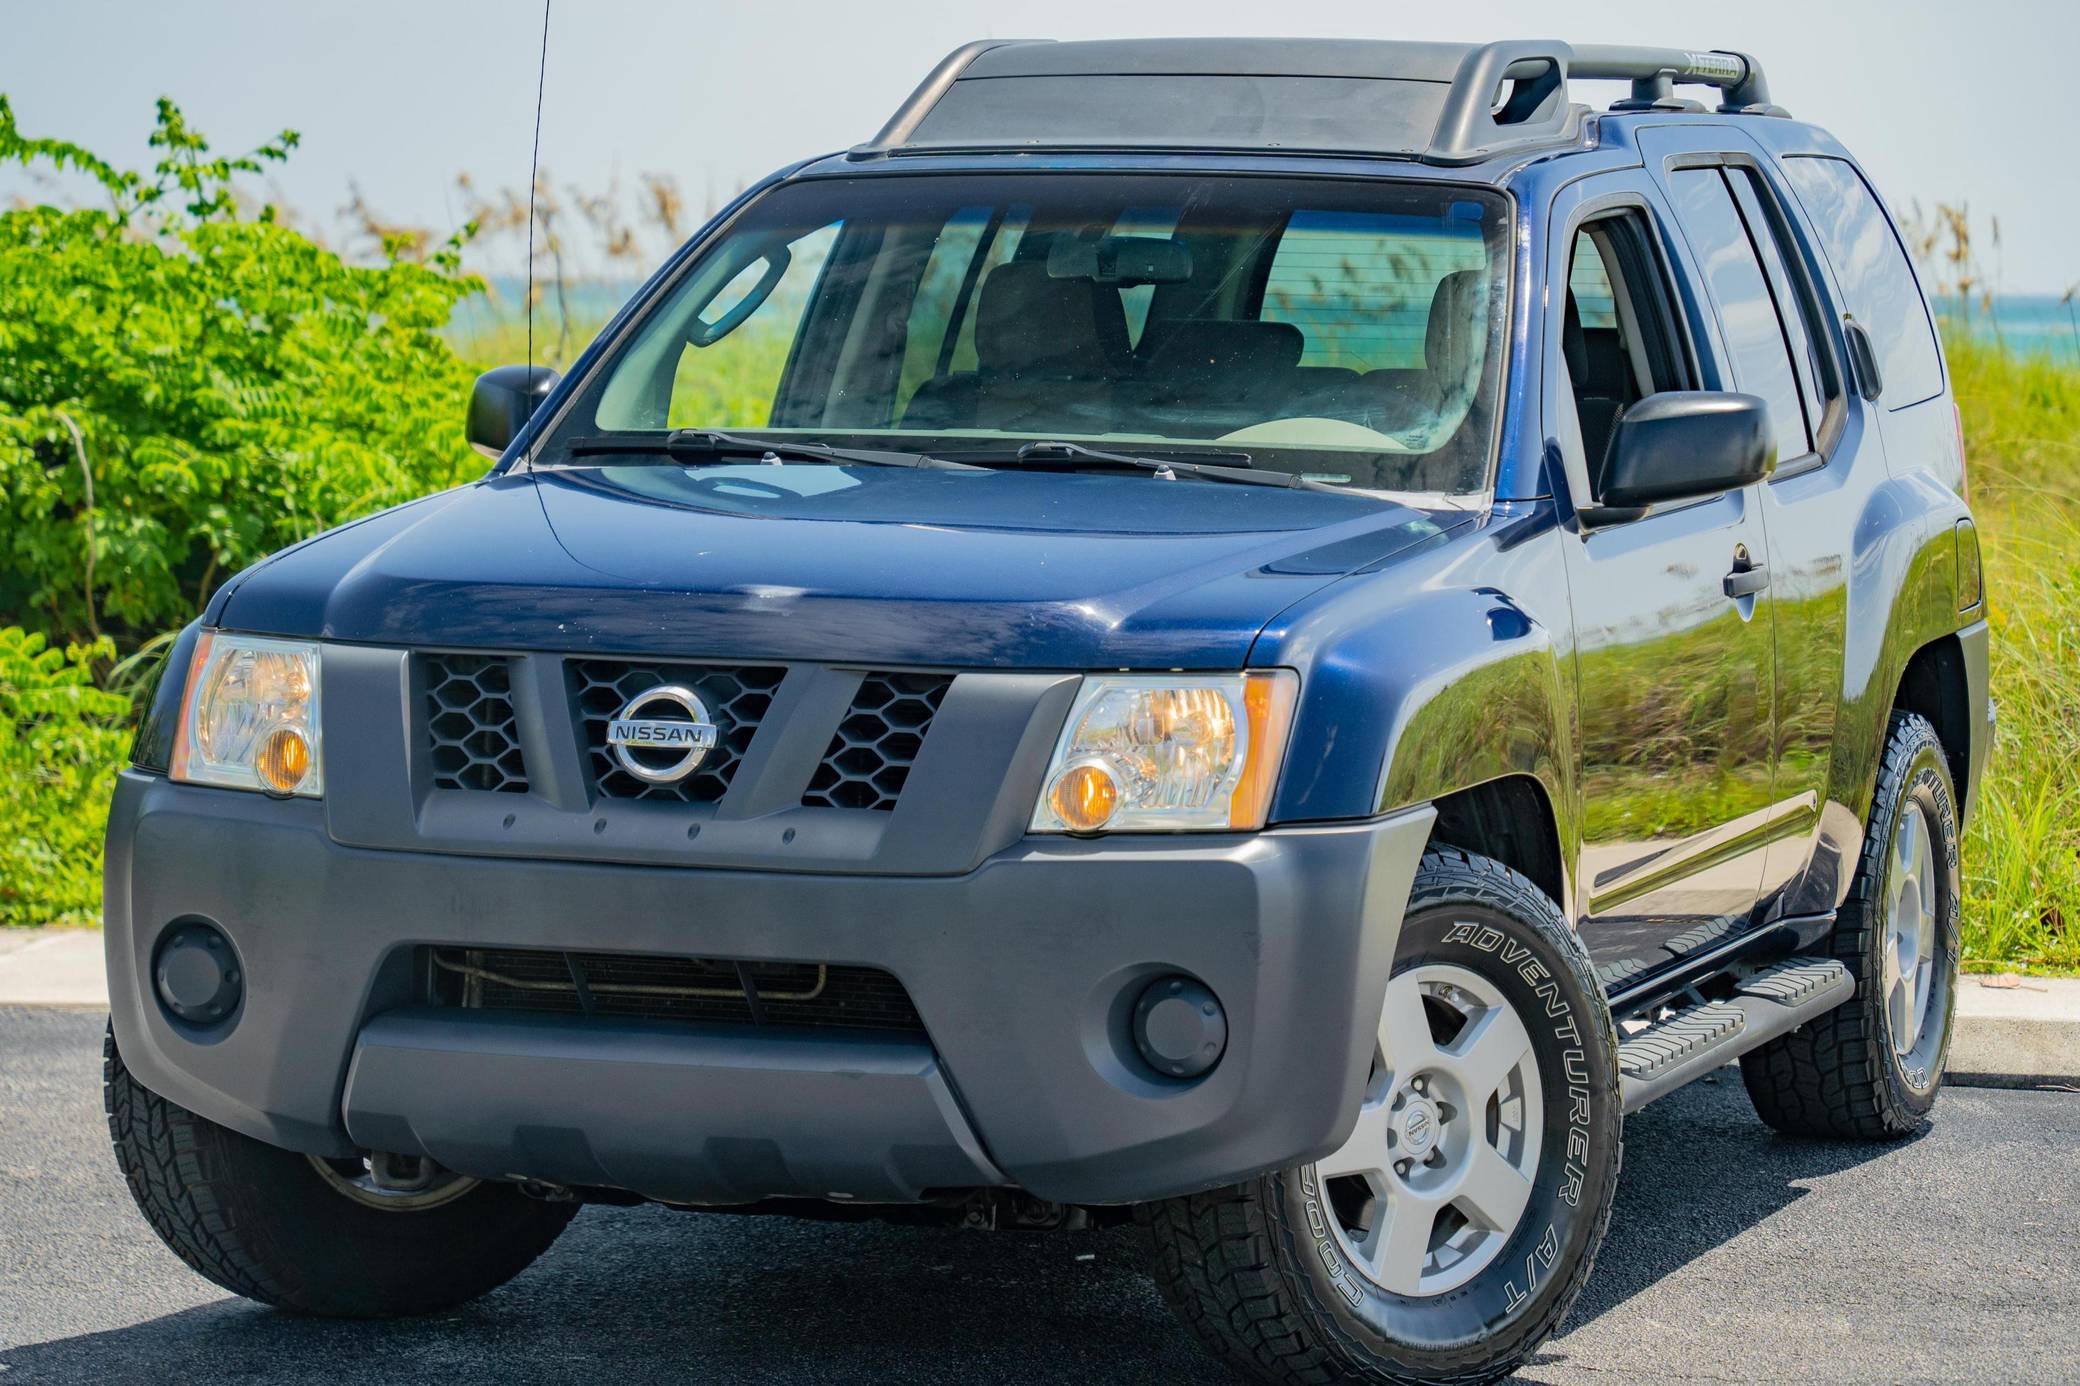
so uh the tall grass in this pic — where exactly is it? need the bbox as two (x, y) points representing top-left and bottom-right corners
(1949, 337), (2080, 972)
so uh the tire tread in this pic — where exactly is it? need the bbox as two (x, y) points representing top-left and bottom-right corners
(104, 1028), (289, 1305)
(103, 1027), (575, 1316)
(1739, 712), (1952, 1140)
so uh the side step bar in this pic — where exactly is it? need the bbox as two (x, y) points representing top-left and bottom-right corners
(1618, 958), (1854, 1113)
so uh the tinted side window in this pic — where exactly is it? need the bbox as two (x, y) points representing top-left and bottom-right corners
(1725, 169), (1828, 441)
(1568, 235), (1619, 330)
(1778, 155), (1943, 408)
(1665, 168), (1811, 466)
(1260, 210), (1487, 371)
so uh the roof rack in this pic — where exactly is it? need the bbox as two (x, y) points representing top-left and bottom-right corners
(850, 38), (1787, 167)
(1570, 44), (1782, 116)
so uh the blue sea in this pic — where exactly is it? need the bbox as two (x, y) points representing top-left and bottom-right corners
(1934, 295), (2080, 364)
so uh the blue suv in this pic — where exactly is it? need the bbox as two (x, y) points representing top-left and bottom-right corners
(106, 38), (1990, 1385)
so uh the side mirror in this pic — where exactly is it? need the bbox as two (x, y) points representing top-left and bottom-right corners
(466, 365), (561, 460)
(1598, 391), (1774, 510)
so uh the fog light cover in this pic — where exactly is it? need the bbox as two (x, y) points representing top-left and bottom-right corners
(1133, 975), (1227, 1079)
(154, 922), (243, 1026)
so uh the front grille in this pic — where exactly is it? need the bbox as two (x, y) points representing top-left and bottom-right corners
(802, 673), (953, 810)
(428, 947), (926, 1036)
(569, 660), (784, 803)
(422, 654), (531, 793)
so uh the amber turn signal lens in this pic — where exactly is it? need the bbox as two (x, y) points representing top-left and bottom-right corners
(255, 726), (312, 794)
(1047, 761), (1120, 832)
(1228, 671), (1300, 831)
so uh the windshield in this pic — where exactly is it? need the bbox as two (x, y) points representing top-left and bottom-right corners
(549, 172), (1511, 496)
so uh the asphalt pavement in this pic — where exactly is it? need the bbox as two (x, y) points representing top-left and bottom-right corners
(4, 1005), (2076, 1385)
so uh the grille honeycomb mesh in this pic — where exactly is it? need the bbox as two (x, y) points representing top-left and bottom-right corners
(802, 673), (953, 811)
(423, 654), (530, 794)
(569, 660), (783, 802)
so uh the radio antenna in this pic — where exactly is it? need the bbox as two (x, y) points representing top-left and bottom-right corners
(525, 0), (552, 382)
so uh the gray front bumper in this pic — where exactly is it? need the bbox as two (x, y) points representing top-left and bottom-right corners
(105, 771), (1432, 1205)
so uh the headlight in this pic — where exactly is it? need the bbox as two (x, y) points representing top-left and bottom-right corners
(170, 633), (323, 797)
(1030, 672), (1298, 834)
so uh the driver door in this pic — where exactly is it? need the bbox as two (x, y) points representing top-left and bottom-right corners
(1547, 174), (1778, 990)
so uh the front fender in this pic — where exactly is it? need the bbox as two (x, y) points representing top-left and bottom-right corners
(1254, 508), (1576, 859)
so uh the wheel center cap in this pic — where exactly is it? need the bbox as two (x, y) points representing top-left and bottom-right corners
(1396, 1097), (1441, 1159)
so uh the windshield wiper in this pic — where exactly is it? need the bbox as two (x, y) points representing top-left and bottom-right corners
(953, 441), (1343, 492)
(560, 429), (979, 470)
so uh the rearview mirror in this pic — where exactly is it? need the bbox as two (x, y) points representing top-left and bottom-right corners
(1598, 391), (1774, 510)
(1046, 235), (1194, 286)
(466, 364), (561, 460)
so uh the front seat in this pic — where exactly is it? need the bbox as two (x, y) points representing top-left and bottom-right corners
(1564, 292), (1630, 493)
(1319, 269), (1488, 435)
(903, 262), (1128, 432)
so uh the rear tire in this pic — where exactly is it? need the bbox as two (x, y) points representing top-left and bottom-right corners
(1140, 847), (1622, 1385)
(1741, 711), (1961, 1139)
(104, 1025), (577, 1316)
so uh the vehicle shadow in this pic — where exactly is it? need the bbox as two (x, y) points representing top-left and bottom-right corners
(1514, 1069), (1927, 1381)
(1, 1072), (1917, 1386)
(1555, 1071), (1921, 1329)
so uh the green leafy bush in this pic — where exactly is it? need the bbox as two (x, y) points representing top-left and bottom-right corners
(0, 95), (485, 650)
(0, 96), (490, 924)
(0, 628), (131, 925)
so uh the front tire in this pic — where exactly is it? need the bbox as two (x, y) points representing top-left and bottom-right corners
(1141, 847), (1623, 1386)
(104, 1025), (577, 1316)
(1741, 711), (1962, 1139)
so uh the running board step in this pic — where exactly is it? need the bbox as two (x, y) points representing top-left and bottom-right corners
(1619, 957), (1854, 1113)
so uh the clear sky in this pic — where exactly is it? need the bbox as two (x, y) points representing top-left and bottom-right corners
(3, 0), (2075, 291)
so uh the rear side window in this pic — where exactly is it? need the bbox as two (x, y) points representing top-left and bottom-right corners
(1568, 237), (1620, 330)
(1664, 168), (1812, 467)
(1778, 156), (1943, 408)
(1260, 210), (1488, 371)
(1724, 168), (1837, 449)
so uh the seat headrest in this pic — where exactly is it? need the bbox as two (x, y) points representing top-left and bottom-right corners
(1424, 269), (1487, 379)
(1145, 319), (1305, 376)
(974, 261), (1124, 375)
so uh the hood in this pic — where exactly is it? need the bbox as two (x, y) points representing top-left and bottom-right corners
(213, 464), (1461, 668)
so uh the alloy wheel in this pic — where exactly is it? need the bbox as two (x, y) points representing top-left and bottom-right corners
(1882, 801), (1940, 1056)
(1315, 962), (1544, 1297)
(306, 1151), (479, 1211)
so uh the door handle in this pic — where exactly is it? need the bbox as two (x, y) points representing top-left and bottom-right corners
(1723, 560), (1770, 599)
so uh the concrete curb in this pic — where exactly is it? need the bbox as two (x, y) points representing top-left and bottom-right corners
(0, 929), (107, 1009)
(1949, 973), (2080, 1087)
(3, 929), (2076, 1085)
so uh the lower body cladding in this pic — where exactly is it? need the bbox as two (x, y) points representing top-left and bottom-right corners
(103, 771), (1434, 1207)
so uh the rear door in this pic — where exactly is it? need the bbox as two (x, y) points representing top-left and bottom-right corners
(1637, 126), (1877, 925)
